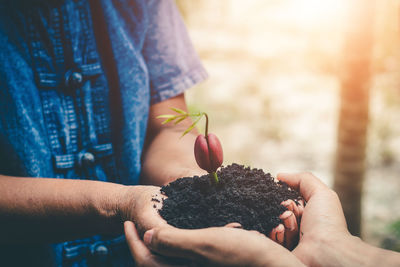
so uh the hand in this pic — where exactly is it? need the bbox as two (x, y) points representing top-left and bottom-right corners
(276, 172), (400, 267)
(265, 172), (400, 267)
(125, 222), (305, 267)
(124, 221), (179, 267)
(120, 186), (167, 235)
(277, 172), (350, 265)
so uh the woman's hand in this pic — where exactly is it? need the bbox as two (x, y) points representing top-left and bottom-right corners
(120, 185), (167, 235)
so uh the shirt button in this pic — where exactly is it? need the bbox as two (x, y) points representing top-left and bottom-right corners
(65, 70), (83, 88)
(78, 152), (95, 167)
(93, 244), (108, 256)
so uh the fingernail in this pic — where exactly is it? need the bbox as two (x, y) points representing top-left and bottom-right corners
(144, 229), (154, 245)
(227, 222), (242, 228)
(279, 210), (292, 220)
(280, 200), (289, 207)
(287, 214), (296, 231)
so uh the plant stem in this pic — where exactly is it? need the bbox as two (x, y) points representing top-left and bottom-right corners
(204, 112), (209, 138)
(212, 172), (219, 184)
(203, 113), (219, 183)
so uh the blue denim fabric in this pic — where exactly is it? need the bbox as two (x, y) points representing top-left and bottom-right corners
(0, 0), (207, 266)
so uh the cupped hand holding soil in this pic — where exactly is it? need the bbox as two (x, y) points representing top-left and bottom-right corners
(155, 163), (304, 250)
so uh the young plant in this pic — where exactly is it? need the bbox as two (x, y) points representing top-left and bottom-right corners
(157, 108), (223, 183)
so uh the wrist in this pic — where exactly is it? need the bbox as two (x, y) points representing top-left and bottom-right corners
(88, 182), (150, 236)
(299, 232), (382, 267)
(116, 185), (146, 222)
(260, 245), (305, 267)
(337, 236), (400, 267)
(295, 231), (350, 266)
(361, 240), (400, 267)
(91, 182), (129, 234)
(95, 184), (153, 235)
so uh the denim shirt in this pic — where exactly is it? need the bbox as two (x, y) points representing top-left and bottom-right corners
(0, 0), (207, 266)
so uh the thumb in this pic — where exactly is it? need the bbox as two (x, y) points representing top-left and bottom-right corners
(124, 221), (153, 262)
(144, 227), (206, 260)
(277, 172), (328, 201)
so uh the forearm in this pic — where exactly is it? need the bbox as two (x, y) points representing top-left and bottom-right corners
(350, 238), (400, 267)
(308, 234), (400, 267)
(0, 175), (134, 243)
(141, 127), (205, 186)
(367, 242), (400, 266)
(141, 93), (207, 186)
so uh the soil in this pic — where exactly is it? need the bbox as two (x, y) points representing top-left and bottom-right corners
(157, 163), (302, 236)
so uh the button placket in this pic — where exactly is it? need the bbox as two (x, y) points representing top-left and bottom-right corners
(28, 1), (118, 180)
(53, 143), (113, 171)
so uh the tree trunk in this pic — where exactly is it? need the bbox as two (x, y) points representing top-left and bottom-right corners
(333, 0), (375, 236)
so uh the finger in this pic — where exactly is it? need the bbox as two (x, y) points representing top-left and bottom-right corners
(224, 222), (242, 228)
(269, 224), (284, 245)
(279, 211), (296, 231)
(269, 226), (278, 242)
(276, 224), (285, 245)
(296, 200), (304, 219)
(124, 221), (153, 264)
(281, 200), (300, 219)
(277, 172), (328, 201)
(279, 211), (298, 249)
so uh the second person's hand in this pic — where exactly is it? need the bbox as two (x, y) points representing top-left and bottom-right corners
(277, 172), (400, 267)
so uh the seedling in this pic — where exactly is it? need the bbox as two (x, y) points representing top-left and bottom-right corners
(157, 108), (223, 183)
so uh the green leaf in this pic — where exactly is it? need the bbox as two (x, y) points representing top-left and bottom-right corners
(156, 114), (176, 119)
(181, 116), (202, 137)
(161, 117), (177, 124)
(171, 107), (186, 115)
(174, 115), (188, 124)
(189, 112), (203, 118)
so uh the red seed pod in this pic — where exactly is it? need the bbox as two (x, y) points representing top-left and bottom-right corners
(194, 133), (223, 173)
(207, 133), (223, 172)
(194, 135), (211, 172)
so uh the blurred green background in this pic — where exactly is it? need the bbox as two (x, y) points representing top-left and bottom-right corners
(175, 0), (400, 250)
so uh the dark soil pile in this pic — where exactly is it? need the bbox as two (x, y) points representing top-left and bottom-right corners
(158, 163), (301, 236)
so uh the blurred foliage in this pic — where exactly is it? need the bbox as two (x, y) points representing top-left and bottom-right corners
(381, 220), (400, 252)
(389, 220), (400, 238)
